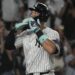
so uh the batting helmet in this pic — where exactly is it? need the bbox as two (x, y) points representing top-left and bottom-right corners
(29, 2), (50, 22)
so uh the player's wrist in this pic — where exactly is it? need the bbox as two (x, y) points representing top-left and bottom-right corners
(35, 29), (48, 44)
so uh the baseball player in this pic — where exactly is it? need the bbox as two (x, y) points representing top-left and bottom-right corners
(5, 2), (60, 75)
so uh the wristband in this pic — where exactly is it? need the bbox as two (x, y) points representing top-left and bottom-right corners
(35, 29), (48, 44)
(35, 29), (43, 38)
(38, 34), (48, 44)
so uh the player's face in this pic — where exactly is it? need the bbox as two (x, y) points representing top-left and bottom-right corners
(31, 10), (40, 18)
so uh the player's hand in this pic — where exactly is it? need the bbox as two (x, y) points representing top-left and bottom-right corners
(15, 17), (34, 30)
(15, 17), (40, 32)
(28, 18), (40, 32)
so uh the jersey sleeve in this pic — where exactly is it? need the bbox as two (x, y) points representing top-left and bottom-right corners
(15, 30), (28, 49)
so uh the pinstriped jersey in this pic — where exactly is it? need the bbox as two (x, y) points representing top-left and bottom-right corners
(22, 27), (60, 74)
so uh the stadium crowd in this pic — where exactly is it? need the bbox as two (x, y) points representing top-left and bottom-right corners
(0, 0), (75, 75)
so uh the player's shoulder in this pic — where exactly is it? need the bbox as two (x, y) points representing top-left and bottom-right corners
(43, 27), (59, 36)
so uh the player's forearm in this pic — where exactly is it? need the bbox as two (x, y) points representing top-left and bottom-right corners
(42, 39), (57, 54)
(35, 29), (58, 54)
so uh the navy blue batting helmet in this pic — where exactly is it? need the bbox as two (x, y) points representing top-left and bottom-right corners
(29, 2), (50, 22)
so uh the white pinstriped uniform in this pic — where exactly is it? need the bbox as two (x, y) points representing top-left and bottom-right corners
(15, 27), (60, 75)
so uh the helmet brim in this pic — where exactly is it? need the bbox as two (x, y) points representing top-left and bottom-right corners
(29, 7), (36, 10)
(29, 7), (39, 12)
